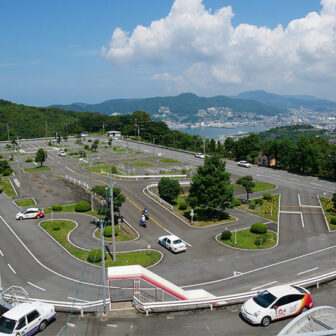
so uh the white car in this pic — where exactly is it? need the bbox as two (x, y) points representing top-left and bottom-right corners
(16, 208), (45, 220)
(0, 301), (55, 335)
(237, 160), (251, 168)
(158, 235), (187, 253)
(194, 153), (205, 159)
(58, 150), (66, 157)
(240, 285), (314, 327)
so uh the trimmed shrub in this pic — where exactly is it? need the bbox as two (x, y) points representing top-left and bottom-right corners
(52, 224), (61, 231)
(255, 236), (267, 246)
(331, 216), (336, 225)
(25, 158), (33, 163)
(2, 168), (13, 176)
(178, 200), (188, 210)
(218, 211), (230, 220)
(263, 193), (273, 200)
(232, 199), (242, 207)
(75, 201), (91, 212)
(255, 199), (264, 206)
(87, 249), (105, 263)
(250, 222), (268, 234)
(249, 202), (256, 209)
(103, 226), (119, 237)
(221, 230), (232, 240)
(52, 204), (62, 211)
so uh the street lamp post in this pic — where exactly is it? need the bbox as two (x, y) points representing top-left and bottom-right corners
(17, 144), (22, 200)
(153, 138), (156, 156)
(100, 219), (107, 315)
(90, 155), (100, 210)
(109, 172), (116, 261)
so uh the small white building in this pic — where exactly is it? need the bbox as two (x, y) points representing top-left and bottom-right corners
(107, 130), (121, 138)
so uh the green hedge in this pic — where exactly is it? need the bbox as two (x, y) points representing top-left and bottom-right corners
(87, 249), (105, 263)
(250, 222), (268, 234)
(178, 200), (188, 210)
(75, 201), (91, 212)
(221, 230), (232, 240)
(103, 226), (119, 237)
(331, 216), (336, 225)
(52, 204), (62, 211)
(263, 193), (273, 200)
(232, 199), (242, 207)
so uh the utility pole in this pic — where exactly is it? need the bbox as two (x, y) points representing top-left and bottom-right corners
(153, 138), (156, 156)
(45, 123), (48, 144)
(90, 155), (100, 210)
(17, 143), (22, 200)
(7, 124), (9, 141)
(110, 172), (116, 261)
(138, 124), (140, 152)
(100, 219), (107, 315)
(102, 121), (105, 134)
(202, 123), (205, 157)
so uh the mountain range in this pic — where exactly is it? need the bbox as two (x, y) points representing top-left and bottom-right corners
(51, 91), (336, 122)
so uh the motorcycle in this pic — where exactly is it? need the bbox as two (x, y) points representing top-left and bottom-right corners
(142, 209), (149, 221)
(139, 218), (147, 227)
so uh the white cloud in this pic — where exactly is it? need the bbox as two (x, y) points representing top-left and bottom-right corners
(102, 0), (336, 97)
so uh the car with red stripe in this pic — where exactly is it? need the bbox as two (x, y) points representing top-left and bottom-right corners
(240, 285), (314, 327)
(16, 208), (45, 220)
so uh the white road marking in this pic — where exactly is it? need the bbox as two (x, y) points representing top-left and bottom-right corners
(234, 271), (244, 276)
(27, 281), (46, 291)
(107, 324), (118, 328)
(65, 166), (74, 173)
(251, 281), (277, 291)
(297, 267), (319, 276)
(298, 194), (321, 208)
(8, 263), (16, 274)
(0, 250), (3, 256)
(13, 178), (20, 187)
(279, 211), (304, 228)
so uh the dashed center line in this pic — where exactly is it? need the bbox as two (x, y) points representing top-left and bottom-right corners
(0, 250), (3, 257)
(251, 281), (277, 291)
(297, 267), (319, 276)
(27, 281), (46, 291)
(8, 263), (16, 274)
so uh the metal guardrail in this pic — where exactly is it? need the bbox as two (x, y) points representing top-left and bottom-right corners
(133, 270), (336, 315)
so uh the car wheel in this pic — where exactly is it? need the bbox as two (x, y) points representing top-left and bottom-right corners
(38, 320), (48, 332)
(19, 216), (23, 220)
(37, 215), (40, 219)
(261, 316), (271, 327)
(301, 306), (309, 314)
(158, 240), (161, 246)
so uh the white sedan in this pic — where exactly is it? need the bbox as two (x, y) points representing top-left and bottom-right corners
(194, 153), (205, 159)
(158, 235), (187, 253)
(237, 160), (251, 168)
(58, 151), (66, 157)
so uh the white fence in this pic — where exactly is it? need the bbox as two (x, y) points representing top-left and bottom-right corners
(65, 175), (90, 189)
(101, 171), (187, 181)
(133, 270), (336, 315)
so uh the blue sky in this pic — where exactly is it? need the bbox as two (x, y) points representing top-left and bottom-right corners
(1, 0), (333, 106)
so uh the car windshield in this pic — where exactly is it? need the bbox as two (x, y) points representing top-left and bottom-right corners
(253, 290), (276, 308)
(173, 239), (182, 244)
(0, 316), (16, 333)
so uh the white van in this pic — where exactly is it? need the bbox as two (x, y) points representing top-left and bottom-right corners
(0, 302), (55, 335)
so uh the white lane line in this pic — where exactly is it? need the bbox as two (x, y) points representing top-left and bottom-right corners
(65, 166), (74, 173)
(67, 297), (90, 303)
(27, 281), (46, 291)
(252, 281), (277, 291)
(13, 178), (20, 187)
(0, 250), (3, 256)
(297, 267), (319, 276)
(279, 211), (304, 228)
(8, 263), (16, 274)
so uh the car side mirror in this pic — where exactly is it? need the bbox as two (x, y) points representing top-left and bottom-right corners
(273, 305), (278, 310)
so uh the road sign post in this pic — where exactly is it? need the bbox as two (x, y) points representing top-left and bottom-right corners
(190, 209), (194, 224)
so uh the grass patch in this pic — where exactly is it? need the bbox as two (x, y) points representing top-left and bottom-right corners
(85, 165), (119, 174)
(160, 159), (181, 164)
(0, 178), (16, 197)
(146, 156), (160, 160)
(219, 229), (277, 249)
(14, 198), (36, 207)
(130, 161), (154, 167)
(24, 166), (52, 172)
(94, 228), (136, 242)
(234, 181), (276, 192)
(319, 197), (336, 231)
(236, 194), (279, 222)
(121, 158), (138, 162)
(40, 220), (161, 267)
(43, 204), (103, 218)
